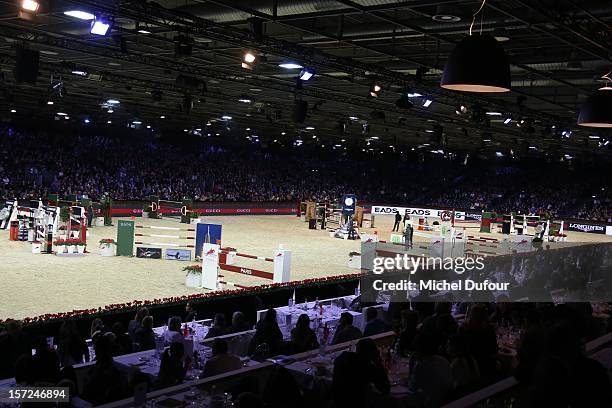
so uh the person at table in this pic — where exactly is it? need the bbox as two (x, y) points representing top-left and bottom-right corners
(134, 316), (156, 351)
(57, 320), (89, 367)
(205, 313), (228, 338)
(82, 335), (125, 404)
(111, 322), (133, 356)
(398, 309), (419, 356)
(202, 338), (242, 378)
(290, 314), (319, 353)
(363, 307), (391, 337)
(230, 311), (251, 333)
(447, 334), (481, 397)
(355, 338), (390, 395)
(0, 319), (32, 379)
(405, 331), (452, 408)
(28, 335), (61, 385)
(156, 341), (191, 389)
(128, 307), (149, 341)
(184, 302), (197, 323)
(457, 303), (498, 381)
(248, 308), (283, 356)
(90, 318), (110, 338)
(331, 312), (362, 345)
(163, 316), (184, 345)
(421, 302), (458, 353)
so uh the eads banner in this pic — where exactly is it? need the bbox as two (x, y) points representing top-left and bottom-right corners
(371, 205), (473, 221)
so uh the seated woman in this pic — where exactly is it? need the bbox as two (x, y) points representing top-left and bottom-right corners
(163, 316), (184, 346)
(248, 308), (283, 357)
(205, 313), (228, 338)
(156, 342), (190, 388)
(290, 314), (319, 353)
(134, 316), (156, 351)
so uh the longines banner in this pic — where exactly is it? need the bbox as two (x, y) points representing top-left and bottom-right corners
(371, 205), (468, 220)
(563, 221), (607, 235)
(110, 201), (297, 216)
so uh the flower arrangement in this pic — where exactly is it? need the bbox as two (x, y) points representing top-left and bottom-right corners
(1, 273), (361, 325)
(53, 239), (67, 246)
(183, 264), (202, 276)
(221, 247), (237, 252)
(66, 238), (85, 246)
(349, 251), (360, 257)
(99, 238), (116, 245)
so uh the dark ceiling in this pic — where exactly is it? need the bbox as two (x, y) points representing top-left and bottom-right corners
(0, 0), (611, 159)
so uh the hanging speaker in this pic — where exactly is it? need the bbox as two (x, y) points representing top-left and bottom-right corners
(14, 46), (39, 84)
(293, 100), (308, 123)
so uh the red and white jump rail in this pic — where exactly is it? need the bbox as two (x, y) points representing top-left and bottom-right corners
(199, 243), (291, 290)
(134, 225), (196, 248)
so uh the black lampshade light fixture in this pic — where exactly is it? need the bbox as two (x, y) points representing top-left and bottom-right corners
(441, 0), (511, 93)
(578, 75), (612, 128)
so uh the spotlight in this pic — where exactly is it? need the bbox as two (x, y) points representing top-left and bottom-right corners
(422, 98), (433, 108)
(71, 70), (87, 76)
(279, 62), (303, 69)
(222, 115), (232, 120)
(47, 101), (53, 105)
(106, 99), (120, 105)
(64, 10), (95, 20)
(21, 0), (39, 13)
(90, 16), (112, 36)
(369, 83), (382, 98)
(242, 51), (256, 69)
(503, 117), (512, 125)
(298, 68), (315, 81)
(238, 95), (252, 103)
(455, 104), (468, 115)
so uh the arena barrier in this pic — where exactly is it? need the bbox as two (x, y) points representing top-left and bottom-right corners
(200, 243), (291, 290)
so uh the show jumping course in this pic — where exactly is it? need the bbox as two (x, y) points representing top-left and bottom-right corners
(1, 207), (610, 320)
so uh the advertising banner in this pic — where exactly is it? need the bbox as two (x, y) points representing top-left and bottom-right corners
(371, 205), (467, 220)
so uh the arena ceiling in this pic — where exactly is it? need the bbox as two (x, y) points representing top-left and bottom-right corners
(0, 0), (611, 160)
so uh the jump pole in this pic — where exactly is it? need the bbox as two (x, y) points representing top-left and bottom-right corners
(200, 243), (291, 290)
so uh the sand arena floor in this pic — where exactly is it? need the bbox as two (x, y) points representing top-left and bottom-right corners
(0, 215), (610, 320)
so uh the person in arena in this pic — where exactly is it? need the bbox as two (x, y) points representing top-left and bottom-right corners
(393, 210), (402, 232)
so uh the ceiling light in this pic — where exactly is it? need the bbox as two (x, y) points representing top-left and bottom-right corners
(10, 109), (16, 113)
(455, 104), (468, 115)
(221, 115), (232, 120)
(369, 83), (382, 98)
(57, 112), (67, 116)
(90, 16), (112, 36)
(147, 125), (151, 129)
(242, 51), (256, 69)
(298, 68), (315, 81)
(132, 120), (142, 125)
(138, 29), (151, 34)
(245, 128), (251, 131)
(64, 116), (69, 120)
(496, 151), (504, 157)
(491, 27), (510, 42)
(160, 115), (165, 119)
(71, 70), (87, 76)
(47, 101), (53, 105)
(503, 117), (512, 125)
(238, 96), (252, 103)
(422, 98), (433, 108)
(432, 5), (462, 22)
(349, 116), (358, 120)
(578, 87), (612, 128)
(305, 126), (315, 130)
(64, 10), (95, 20)
(441, 34), (511, 92)
(21, 0), (39, 13)
(279, 62), (303, 69)
(589, 135), (600, 139)
(84, 119), (90, 124)
(407, 92), (422, 97)
(107, 120), (112, 124)
(107, 108), (113, 114)
(281, 132), (286, 135)
(486, 111), (502, 116)
(106, 99), (120, 104)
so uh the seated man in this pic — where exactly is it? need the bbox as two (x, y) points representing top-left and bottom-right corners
(202, 339), (242, 377)
(331, 312), (362, 345)
(363, 307), (390, 337)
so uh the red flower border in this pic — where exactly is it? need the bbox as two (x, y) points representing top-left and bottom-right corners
(0, 273), (360, 325)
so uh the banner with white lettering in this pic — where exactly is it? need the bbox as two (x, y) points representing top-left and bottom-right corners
(371, 205), (467, 220)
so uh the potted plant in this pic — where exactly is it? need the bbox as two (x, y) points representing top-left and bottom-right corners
(75, 239), (86, 254)
(65, 238), (79, 253)
(190, 210), (200, 224)
(183, 265), (202, 288)
(99, 238), (116, 257)
(59, 206), (70, 224)
(54, 238), (67, 254)
(348, 251), (361, 269)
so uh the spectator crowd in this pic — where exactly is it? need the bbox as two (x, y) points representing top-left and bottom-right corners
(1, 127), (610, 222)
